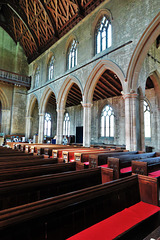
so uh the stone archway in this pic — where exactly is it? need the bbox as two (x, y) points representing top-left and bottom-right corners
(127, 12), (160, 92)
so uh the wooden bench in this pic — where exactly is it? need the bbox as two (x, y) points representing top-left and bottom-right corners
(0, 160), (90, 181)
(107, 152), (160, 179)
(0, 167), (108, 210)
(61, 148), (116, 163)
(0, 157), (58, 169)
(132, 157), (160, 177)
(88, 150), (140, 168)
(0, 175), (159, 240)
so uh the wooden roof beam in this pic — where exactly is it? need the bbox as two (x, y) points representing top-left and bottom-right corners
(100, 76), (121, 95)
(2, 1), (39, 51)
(38, 0), (59, 39)
(97, 80), (117, 96)
(75, 0), (85, 18)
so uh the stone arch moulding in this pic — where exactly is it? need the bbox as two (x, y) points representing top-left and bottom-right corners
(127, 12), (160, 92)
(92, 8), (113, 35)
(57, 75), (83, 110)
(27, 93), (39, 117)
(0, 88), (9, 110)
(39, 86), (57, 114)
(83, 59), (126, 103)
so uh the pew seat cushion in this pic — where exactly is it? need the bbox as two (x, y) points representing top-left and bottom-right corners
(100, 164), (108, 168)
(148, 170), (160, 178)
(84, 162), (89, 165)
(67, 201), (160, 240)
(69, 160), (75, 162)
(120, 166), (132, 174)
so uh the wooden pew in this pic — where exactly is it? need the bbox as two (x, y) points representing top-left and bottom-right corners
(0, 175), (159, 240)
(88, 150), (140, 168)
(75, 149), (131, 165)
(61, 148), (116, 163)
(0, 167), (108, 210)
(0, 157), (57, 169)
(107, 152), (160, 180)
(0, 160), (90, 181)
(132, 157), (160, 177)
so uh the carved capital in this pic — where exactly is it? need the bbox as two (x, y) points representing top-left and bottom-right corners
(81, 102), (93, 108)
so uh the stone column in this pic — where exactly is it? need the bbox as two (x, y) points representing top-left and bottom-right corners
(38, 113), (45, 143)
(1, 109), (11, 135)
(139, 97), (145, 151)
(123, 92), (138, 151)
(25, 116), (32, 140)
(82, 102), (93, 147)
(56, 108), (65, 144)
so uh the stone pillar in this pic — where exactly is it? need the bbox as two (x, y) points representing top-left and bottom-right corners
(139, 97), (145, 151)
(56, 108), (65, 144)
(1, 109), (11, 135)
(25, 116), (32, 140)
(38, 113), (45, 143)
(82, 102), (93, 147)
(123, 93), (138, 151)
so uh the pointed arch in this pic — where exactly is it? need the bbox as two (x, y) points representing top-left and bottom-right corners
(27, 94), (39, 117)
(127, 12), (160, 92)
(39, 86), (57, 114)
(0, 88), (9, 110)
(83, 60), (125, 103)
(57, 75), (83, 110)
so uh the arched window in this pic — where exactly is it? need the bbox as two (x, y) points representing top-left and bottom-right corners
(144, 101), (151, 138)
(44, 113), (51, 137)
(48, 56), (54, 80)
(95, 15), (112, 54)
(63, 112), (70, 136)
(101, 105), (114, 137)
(34, 66), (40, 88)
(68, 39), (77, 70)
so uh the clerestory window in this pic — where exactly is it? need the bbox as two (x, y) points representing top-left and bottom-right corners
(96, 15), (112, 54)
(68, 39), (77, 70)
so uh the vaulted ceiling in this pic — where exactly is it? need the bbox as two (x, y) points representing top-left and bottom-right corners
(0, 0), (104, 63)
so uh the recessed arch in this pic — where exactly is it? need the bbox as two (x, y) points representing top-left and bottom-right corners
(0, 88), (9, 110)
(83, 60), (125, 103)
(39, 86), (57, 114)
(127, 12), (160, 92)
(27, 94), (39, 117)
(57, 75), (83, 110)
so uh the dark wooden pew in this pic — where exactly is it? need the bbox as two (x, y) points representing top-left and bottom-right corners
(0, 175), (159, 240)
(0, 167), (108, 210)
(132, 157), (160, 177)
(106, 152), (160, 180)
(0, 157), (57, 169)
(88, 150), (141, 168)
(0, 160), (89, 181)
(75, 149), (132, 166)
(61, 148), (116, 163)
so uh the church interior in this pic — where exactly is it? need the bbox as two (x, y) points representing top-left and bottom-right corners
(0, 0), (160, 239)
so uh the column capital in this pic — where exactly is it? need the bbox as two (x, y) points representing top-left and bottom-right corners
(122, 92), (138, 100)
(56, 108), (65, 113)
(38, 113), (45, 117)
(81, 102), (93, 108)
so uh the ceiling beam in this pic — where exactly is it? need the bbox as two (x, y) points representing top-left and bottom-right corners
(75, 0), (85, 18)
(1, 0), (39, 51)
(101, 76), (121, 95)
(37, 0), (59, 39)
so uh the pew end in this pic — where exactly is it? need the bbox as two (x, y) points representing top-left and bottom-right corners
(132, 160), (148, 175)
(89, 154), (98, 168)
(108, 157), (120, 179)
(133, 173), (159, 206)
(101, 167), (113, 183)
